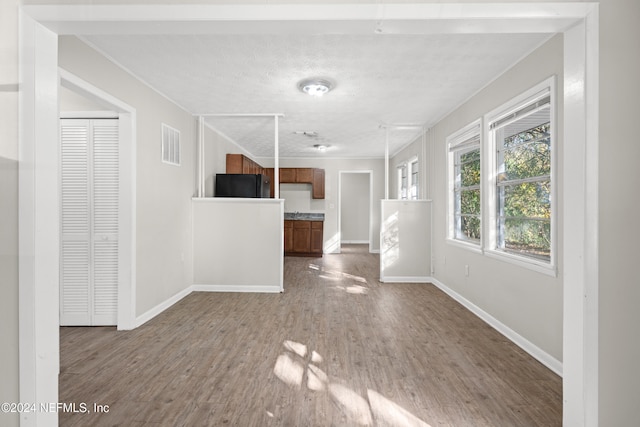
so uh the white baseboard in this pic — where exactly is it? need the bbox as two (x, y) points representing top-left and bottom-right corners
(341, 240), (369, 244)
(192, 284), (282, 293)
(134, 283), (282, 328)
(135, 286), (192, 328)
(380, 276), (430, 283)
(428, 277), (563, 377)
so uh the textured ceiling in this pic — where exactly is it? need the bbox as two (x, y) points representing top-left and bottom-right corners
(82, 32), (550, 158)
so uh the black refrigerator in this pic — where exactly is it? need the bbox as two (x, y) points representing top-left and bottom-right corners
(215, 174), (271, 198)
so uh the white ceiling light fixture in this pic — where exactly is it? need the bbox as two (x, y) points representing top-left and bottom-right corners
(314, 144), (330, 152)
(298, 78), (333, 97)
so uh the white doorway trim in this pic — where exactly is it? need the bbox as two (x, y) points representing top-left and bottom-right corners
(19, 4), (599, 426)
(338, 170), (373, 253)
(59, 69), (137, 331)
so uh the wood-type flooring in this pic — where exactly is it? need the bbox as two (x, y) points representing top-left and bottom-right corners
(59, 244), (561, 426)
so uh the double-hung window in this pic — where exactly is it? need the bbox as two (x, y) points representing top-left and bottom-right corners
(447, 78), (555, 273)
(448, 120), (481, 246)
(486, 78), (555, 271)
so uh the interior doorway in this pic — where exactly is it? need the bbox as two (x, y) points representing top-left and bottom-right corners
(59, 69), (137, 331)
(338, 171), (372, 252)
(60, 118), (119, 326)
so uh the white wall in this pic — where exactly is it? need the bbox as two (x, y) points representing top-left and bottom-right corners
(260, 157), (385, 253)
(427, 35), (564, 363)
(0, 0), (20, 425)
(380, 200), (431, 282)
(599, 0), (640, 423)
(280, 183), (313, 212)
(192, 198), (283, 291)
(59, 85), (107, 112)
(58, 36), (196, 317)
(340, 172), (370, 243)
(202, 123), (260, 197)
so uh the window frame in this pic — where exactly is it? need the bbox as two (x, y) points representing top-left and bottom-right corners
(447, 119), (483, 252)
(397, 156), (419, 200)
(484, 77), (557, 275)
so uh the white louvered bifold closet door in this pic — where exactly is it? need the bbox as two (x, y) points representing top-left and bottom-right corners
(60, 119), (119, 326)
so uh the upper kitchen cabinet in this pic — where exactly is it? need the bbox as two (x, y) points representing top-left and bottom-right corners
(279, 167), (313, 184)
(312, 169), (325, 199)
(279, 168), (297, 183)
(278, 167), (325, 199)
(296, 168), (313, 183)
(226, 153), (266, 175)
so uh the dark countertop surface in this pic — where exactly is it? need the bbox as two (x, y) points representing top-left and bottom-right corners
(284, 212), (325, 221)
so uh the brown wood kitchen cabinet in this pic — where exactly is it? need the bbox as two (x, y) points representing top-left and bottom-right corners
(227, 160), (325, 199)
(284, 220), (293, 253)
(293, 221), (311, 253)
(312, 168), (325, 199)
(279, 168), (297, 183)
(278, 167), (325, 199)
(310, 221), (323, 254)
(284, 219), (323, 257)
(226, 153), (266, 175)
(295, 168), (313, 183)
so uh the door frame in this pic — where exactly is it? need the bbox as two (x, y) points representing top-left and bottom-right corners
(338, 170), (373, 253)
(59, 69), (137, 331)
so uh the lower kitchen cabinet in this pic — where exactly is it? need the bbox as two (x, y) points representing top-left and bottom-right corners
(284, 220), (323, 257)
(284, 220), (293, 253)
(293, 221), (311, 253)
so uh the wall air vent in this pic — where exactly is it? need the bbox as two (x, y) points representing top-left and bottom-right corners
(161, 123), (181, 166)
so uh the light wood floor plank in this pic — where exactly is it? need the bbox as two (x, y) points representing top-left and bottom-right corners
(60, 245), (561, 426)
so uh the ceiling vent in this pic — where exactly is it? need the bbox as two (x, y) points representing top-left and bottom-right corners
(294, 131), (319, 137)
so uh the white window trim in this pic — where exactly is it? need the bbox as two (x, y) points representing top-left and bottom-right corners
(409, 156), (419, 200)
(446, 119), (483, 251)
(397, 163), (407, 200)
(484, 76), (557, 276)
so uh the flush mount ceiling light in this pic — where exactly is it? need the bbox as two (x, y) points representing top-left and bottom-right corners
(298, 78), (333, 97)
(313, 144), (330, 152)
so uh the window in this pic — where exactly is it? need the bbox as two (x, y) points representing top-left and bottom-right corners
(447, 120), (481, 246)
(397, 157), (419, 200)
(410, 158), (419, 200)
(397, 164), (407, 199)
(161, 123), (181, 166)
(487, 78), (555, 269)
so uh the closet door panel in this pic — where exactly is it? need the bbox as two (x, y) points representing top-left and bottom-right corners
(92, 121), (119, 325)
(60, 121), (92, 325)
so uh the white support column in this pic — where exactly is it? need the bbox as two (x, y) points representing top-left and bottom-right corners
(384, 126), (389, 200)
(200, 116), (206, 197)
(274, 115), (280, 199)
(562, 7), (599, 426)
(19, 12), (60, 427)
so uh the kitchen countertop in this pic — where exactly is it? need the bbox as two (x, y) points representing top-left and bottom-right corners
(284, 212), (325, 221)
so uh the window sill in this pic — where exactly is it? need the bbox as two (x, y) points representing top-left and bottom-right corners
(485, 249), (557, 277)
(446, 238), (483, 254)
